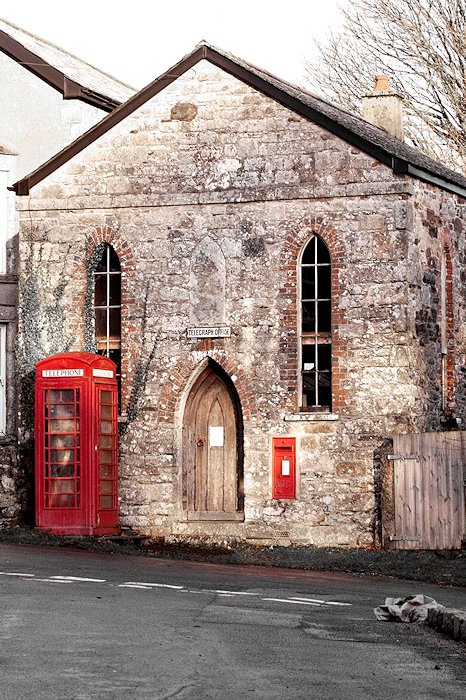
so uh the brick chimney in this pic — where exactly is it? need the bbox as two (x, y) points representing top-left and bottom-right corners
(361, 75), (404, 140)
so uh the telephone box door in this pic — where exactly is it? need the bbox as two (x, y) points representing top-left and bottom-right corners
(37, 382), (87, 530)
(94, 384), (118, 528)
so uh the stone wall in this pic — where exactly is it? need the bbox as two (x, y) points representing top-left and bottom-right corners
(13, 61), (466, 546)
(407, 182), (466, 430)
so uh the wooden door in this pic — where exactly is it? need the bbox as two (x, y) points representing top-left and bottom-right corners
(183, 366), (241, 519)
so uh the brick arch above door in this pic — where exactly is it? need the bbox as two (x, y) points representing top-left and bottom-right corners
(158, 349), (256, 424)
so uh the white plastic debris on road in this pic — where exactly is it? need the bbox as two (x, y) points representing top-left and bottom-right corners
(374, 594), (445, 623)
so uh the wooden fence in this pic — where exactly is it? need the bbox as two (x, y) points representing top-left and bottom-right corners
(386, 432), (465, 550)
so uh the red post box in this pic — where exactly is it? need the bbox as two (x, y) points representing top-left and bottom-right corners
(272, 437), (296, 499)
(34, 352), (119, 535)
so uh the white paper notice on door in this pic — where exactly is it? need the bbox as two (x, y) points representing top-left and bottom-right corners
(209, 426), (224, 447)
(281, 459), (290, 476)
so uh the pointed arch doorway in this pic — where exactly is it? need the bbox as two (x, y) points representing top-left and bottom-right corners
(182, 361), (244, 520)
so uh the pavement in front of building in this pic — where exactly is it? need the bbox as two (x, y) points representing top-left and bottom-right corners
(0, 525), (464, 586)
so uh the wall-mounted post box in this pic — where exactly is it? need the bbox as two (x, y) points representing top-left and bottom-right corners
(272, 437), (296, 499)
(34, 352), (118, 535)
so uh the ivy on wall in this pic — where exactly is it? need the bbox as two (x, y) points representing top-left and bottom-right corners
(17, 236), (76, 439)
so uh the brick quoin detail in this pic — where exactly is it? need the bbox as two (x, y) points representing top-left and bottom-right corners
(72, 226), (136, 410)
(440, 228), (456, 415)
(158, 351), (256, 424)
(279, 217), (348, 414)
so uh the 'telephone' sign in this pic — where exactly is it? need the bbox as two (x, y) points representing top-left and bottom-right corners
(42, 369), (84, 378)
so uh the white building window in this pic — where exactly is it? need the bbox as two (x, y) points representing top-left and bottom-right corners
(0, 324), (6, 434)
(0, 168), (8, 274)
(0, 152), (16, 275)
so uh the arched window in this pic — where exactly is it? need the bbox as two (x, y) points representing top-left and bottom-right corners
(94, 245), (121, 397)
(300, 235), (332, 410)
(440, 246), (454, 412)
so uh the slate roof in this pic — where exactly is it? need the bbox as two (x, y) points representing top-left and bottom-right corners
(12, 42), (466, 197)
(0, 17), (134, 111)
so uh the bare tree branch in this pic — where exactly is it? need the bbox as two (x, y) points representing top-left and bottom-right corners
(304, 0), (465, 173)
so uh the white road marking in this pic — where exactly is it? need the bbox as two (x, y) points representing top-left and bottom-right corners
(262, 598), (321, 606)
(322, 601), (352, 606)
(290, 596), (352, 607)
(211, 590), (259, 596)
(124, 582), (184, 590)
(32, 578), (73, 583)
(0, 571), (353, 607)
(49, 576), (106, 583)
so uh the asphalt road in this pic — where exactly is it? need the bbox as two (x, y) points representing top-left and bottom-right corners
(0, 543), (464, 699)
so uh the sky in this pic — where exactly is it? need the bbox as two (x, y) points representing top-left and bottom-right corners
(1, 0), (346, 90)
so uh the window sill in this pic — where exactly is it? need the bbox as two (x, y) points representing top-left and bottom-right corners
(283, 413), (339, 422)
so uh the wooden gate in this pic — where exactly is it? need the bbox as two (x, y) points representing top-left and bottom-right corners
(389, 432), (465, 549)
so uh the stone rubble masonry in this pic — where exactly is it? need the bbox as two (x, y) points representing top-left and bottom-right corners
(427, 607), (466, 644)
(9, 61), (466, 546)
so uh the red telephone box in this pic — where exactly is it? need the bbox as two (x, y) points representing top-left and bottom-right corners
(272, 437), (296, 499)
(35, 352), (119, 535)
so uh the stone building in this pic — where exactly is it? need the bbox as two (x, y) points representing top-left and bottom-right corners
(10, 43), (466, 546)
(0, 17), (133, 522)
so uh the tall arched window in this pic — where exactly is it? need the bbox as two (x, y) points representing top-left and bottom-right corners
(440, 245), (454, 412)
(300, 235), (332, 410)
(94, 245), (121, 398)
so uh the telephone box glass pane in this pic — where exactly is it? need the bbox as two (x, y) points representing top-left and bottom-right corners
(100, 435), (112, 448)
(101, 481), (113, 495)
(100, 465), (112, 478)
(100, 404), (112, 419)
(101, 450), (113, 464)
(50, 434), (75, 448)
(46, 389), (74, 403)
(43, 388), (80, 509)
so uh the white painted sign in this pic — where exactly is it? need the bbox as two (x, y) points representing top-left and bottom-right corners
(209, 426), (224, 447)
(187, 326), (231, 339)
(42, 369), (84, 378)
(281, 459), (290, 476)
(92, 369), (114, 379)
